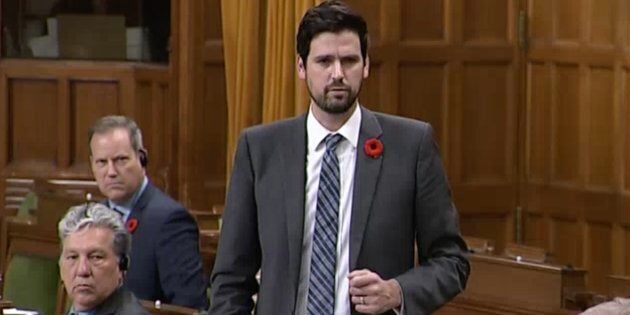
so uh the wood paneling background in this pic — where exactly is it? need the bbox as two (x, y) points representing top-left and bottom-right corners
(524, 0), (630, 292)
(174, 0), (227, 213)
(0, 0), (628, 295)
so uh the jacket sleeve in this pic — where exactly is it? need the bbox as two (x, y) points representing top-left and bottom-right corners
(395, 124), (470, 314)
(156, 206), (209, 309)
(209, 132), (261, 315)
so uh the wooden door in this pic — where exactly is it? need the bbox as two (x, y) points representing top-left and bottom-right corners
(524, 0), (630, 292)
(173, 0), (228, 212)
(346, 0), (523, 252)
(444, 0), (523, 252)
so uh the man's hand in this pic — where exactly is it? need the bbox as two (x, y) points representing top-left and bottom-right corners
(348, 269), (402, 314)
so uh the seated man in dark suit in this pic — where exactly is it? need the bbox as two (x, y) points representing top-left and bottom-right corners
(88, 115), (208, 309)
(58, 203), (149, 315)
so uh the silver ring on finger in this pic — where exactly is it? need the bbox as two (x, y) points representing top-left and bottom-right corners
(361, 296), (365, 305)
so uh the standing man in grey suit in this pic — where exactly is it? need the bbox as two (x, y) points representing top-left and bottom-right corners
(89, 116), (208, 309)
(210, 1), (469, 314)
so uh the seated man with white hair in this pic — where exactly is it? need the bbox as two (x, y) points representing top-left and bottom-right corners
(58, 203), (149, 315)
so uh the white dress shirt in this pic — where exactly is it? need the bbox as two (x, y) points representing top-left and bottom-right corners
(295, 104), (361, 315)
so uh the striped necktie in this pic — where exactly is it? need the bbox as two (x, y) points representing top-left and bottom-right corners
(307, 133), (343, 315)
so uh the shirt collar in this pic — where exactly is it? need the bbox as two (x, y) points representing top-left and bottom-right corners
(307, 103), (361, 151)
(69, 307), (96, 315)
(109, 176), (148, 213)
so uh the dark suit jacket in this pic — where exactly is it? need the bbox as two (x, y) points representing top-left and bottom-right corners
(68, 287), (149, 315)
(210, 107), (469, 315)
(122, 182), (209, 309)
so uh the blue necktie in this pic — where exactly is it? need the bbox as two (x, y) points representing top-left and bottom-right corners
(308, 133), (343, 315)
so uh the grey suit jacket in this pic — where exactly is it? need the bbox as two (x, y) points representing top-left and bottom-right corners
(210, 107), (469, 315)
(68, 287), (149, 315)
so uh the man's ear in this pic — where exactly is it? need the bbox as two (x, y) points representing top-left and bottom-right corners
(297, 55), (306, 80)
(363, 55), (370, 79)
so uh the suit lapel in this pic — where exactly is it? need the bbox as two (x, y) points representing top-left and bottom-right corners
(350, 107), (383, 270)
(129, 182), (152, 223)
(280, 115), (308, 302)
(104, 183), (151, 233)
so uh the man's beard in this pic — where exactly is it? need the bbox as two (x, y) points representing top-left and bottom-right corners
(309, 83), (361, 114)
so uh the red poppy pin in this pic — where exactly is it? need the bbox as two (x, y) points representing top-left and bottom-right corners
(126, 218), (139, 233)
(364, 138), (383, 158)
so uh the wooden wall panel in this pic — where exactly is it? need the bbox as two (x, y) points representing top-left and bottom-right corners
(610, 225), (624, 274)
(550, 219), (582, 266)
(359, 62), (382, 113)
(553, 64), (580, 183)
(199, 0), (226, 208)
(586, 223), (613, 291)
(71, 81), (120, 170)
(460, 217), (508, 248)
(8, 79), (58, 171)
(523, 213), (549, 248)
(134, 82), (156, 162)
(398, 63), (445, 143)
(400, 0), (444, 41)
(185, 64), (227, 209)
(588, 0), (616, 46)
(176, 0), (227, 211)
(463, 0), (509, 43)
(344, 0), (382, 44)
(71, 82), (120, 116)
(587, 67), (615, 188)
(453, 1), (520, 251)
(526, 0), (630, 293)
(134, 79), (172, 190)
(529, 0), (551, 41)
(527, 186), (579, 220)
(555, 0), (581, 41)
(625, 68), (630, 192)
(527, 62), (551, 182)
(461, 63), (511, 181)
(203, 0), (223, 40)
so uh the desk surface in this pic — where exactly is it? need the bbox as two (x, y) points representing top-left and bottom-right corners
(438, 295), (580, 315)
(446, 253), (587, 314)
(470, 253), (586, 275)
